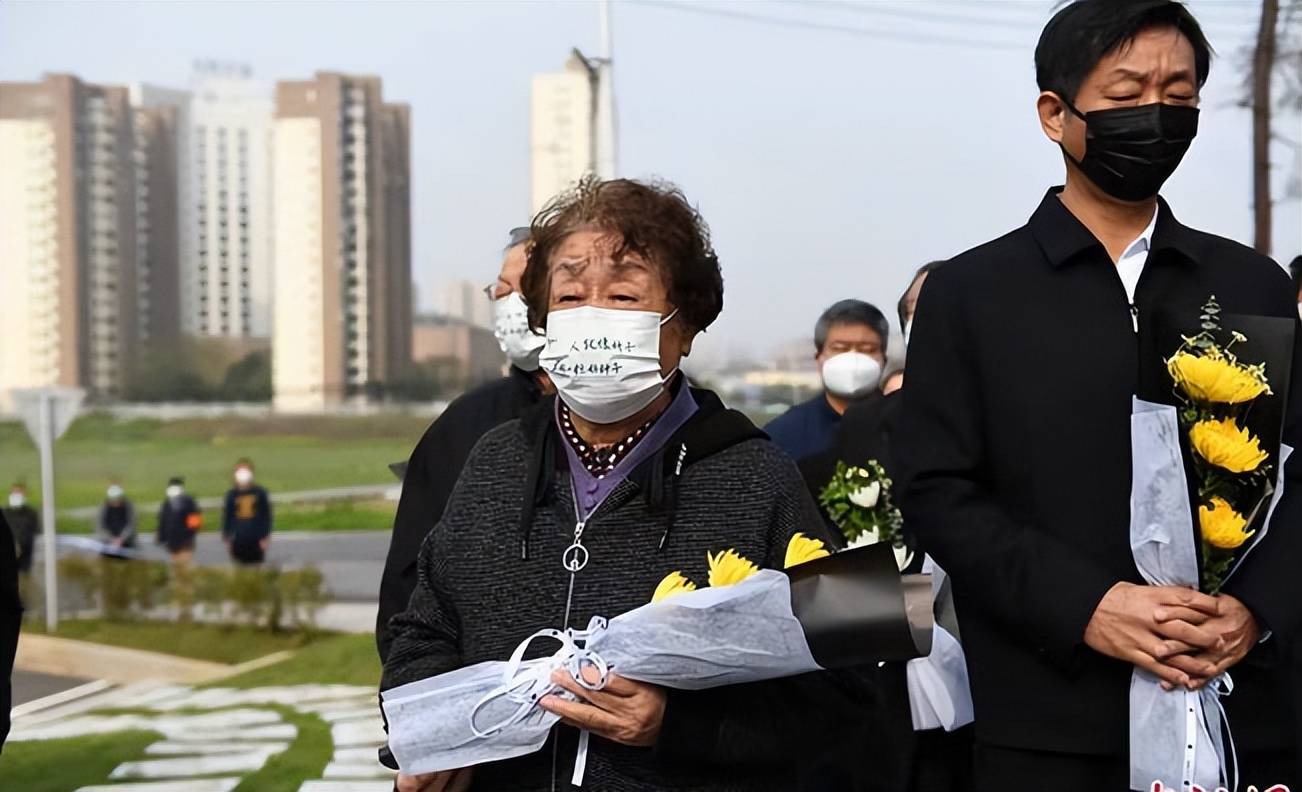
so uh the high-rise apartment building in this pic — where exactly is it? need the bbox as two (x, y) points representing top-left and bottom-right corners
(129, 83), (188, 345)
(529, 50), (615, 214)
(189, 63), (273, 339)
(0, 74), (138, 405)
(271, 72), (412, 412)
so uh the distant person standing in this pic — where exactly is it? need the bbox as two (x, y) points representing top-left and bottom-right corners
(222, 460), (271, 564)
(156, 476), (201, 594)
(3, 484), (38, 583)
(764, 299), (890, 461)
(95, 483), (137, 558)
(375, 227), (552, 661)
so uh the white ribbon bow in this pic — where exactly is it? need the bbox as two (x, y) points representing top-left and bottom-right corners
(469, 617), (610, 786)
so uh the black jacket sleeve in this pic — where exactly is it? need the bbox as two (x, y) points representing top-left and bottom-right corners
(0, 511), (21, 752)
(894, 267), (1117, 667)
(380, 438), (502, 691)
(653, 447), (877, 770)
(376, 417), (456, 662)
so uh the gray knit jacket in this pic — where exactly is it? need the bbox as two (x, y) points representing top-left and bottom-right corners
(381, 391), (873, 791)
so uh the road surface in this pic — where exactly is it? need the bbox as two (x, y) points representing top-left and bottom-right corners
(34, 530), (391, 603)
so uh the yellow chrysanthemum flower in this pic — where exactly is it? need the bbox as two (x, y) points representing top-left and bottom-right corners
(1168, 351), (1269, 405)
(1190, 418), (1269, 473)
(1199, 497), (1254, 550)
(707, 549), (759, 587)
(785, 533), (831, 569)
(651, 571), (698, 603)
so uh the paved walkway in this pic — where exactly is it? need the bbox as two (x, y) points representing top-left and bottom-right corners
(10, 683), (392, 792)
(35, 529), (391, 603)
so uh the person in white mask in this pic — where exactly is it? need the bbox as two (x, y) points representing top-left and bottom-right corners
(376, 228), (555, 661)
(222, 459), (271, 564)
(764, 299), (890, 462)
(385, 177), (867, 792)
(2, 483), (38, 584)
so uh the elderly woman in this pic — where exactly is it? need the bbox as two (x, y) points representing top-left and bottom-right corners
(382, 177), (868, 792)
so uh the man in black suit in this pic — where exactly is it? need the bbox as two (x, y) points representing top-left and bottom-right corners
(375, 228), (550, 661)
(896, 2), (1302, 789)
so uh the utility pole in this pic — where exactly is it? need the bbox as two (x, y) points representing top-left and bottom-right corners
(1252, 0), (1280, 255)
(594, 0), (618, 179)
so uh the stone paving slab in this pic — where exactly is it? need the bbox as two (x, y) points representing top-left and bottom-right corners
(316, 706), (381, 724)
(168, 724), (299, 742)
(9, 708), (281, 742)
(323, 760), (392, 779)
(330, 718), (387, 748)
(145, 740), (291, 755)
(299, 781), (394, 792)
(77, 780), (242, 792)
(152, 685), (375, 711)
(332, 747), (385, 764)
(111, 747), (284, 779)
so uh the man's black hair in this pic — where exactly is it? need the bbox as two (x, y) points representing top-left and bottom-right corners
(1036, 0), (1213, 103)
(1289, 255), (1302, 294)
(897, 261), (945, 329)
(814, 299), (890, 354)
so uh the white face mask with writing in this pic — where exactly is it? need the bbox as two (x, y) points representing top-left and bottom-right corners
(234, 468), (253, 487)
(540, 305), (677, 425)
(821, 351), (882, 399)
(8, 493), (24, 509)
(492, 292), (545, 372)
(166, 485), (184, 500)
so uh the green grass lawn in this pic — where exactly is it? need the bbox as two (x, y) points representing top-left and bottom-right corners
(233, 705), (333, 792)
(23, 619), (323, 664)
(214, 632), (381, 689)
(0, 412), (427, 511)
(1, 626), (380, 792)
(0, 730), (159, 792)
(52, 497), (397, 535)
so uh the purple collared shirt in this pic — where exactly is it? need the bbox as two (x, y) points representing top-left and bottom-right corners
(560, 383), (699, 522)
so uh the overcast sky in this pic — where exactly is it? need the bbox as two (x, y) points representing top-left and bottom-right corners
(2, 0), (1297, 366)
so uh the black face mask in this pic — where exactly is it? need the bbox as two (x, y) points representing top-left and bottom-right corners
(1057, 95), (1200, 202)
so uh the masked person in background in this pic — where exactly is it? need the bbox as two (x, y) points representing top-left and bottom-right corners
(157, 476), (202, 612)
(882, 262), (943, 395)
(222, 460), (271, 565)
(896, 2), (1302, 787)
(764, 300), (890, 462)
(383, 177), (871, 792)
(376, 227), (554, 662)
(2, 484), (38, 590)
(96, 483), (136, 559)
(797, 260), (974, 792)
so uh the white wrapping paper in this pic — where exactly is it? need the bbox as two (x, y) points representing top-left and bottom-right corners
(381, 569), (820, 776)
(1127, 398), (1294, 791)
(905, 556), (973, 732)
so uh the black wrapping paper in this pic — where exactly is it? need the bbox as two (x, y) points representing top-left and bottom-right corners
(784, 543), (933, 668)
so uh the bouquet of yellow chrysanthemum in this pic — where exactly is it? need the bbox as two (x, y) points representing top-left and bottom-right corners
(1166, 296), (1277, 592)
(1129, 296), (1295, 792)
(382, 538), (931, 779)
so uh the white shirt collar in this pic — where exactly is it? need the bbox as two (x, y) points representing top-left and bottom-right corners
(1119, 206), (1160, 262)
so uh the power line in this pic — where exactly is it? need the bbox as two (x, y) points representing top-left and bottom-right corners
(629, 0), (1026, 52)
(782, 0), (1044, 32)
